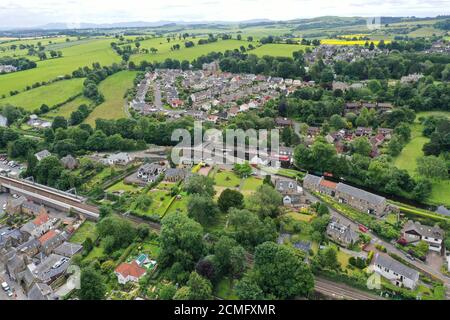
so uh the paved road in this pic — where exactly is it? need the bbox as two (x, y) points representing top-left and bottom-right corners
(304, 190), (450, 288)
(314, 277), (385, 300)
(153, 82), (162, 109)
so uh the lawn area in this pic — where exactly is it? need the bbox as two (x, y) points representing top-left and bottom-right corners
(107, 180), (141, 193)
(429, 180), (450, 206)
(0, 78), (84, 111)
(251, 44), (311, 57)
(143, 189), (174, 217)
(240, 176), (263, 193)
(286, 211), (314, 222)
(134, 239), (161, 259)
(46, 95), (92, 118)
(0, 38), (120, 97)
(394, 123), (427, 174)
(70, 221), (97, 244)
(85, 70), (137, 125)
(131, 39), (247, 64)
(165, 192), (189, 215)
(214, 170), (241, 188)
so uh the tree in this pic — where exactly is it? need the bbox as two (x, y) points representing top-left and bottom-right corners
(233, 162), (253, 178)
(186, 272), (213, 300)
(96, 216), (136, 253)
(79, 267), (106, 300)
(134, 193), (153, 211)
(159, 283), (177, 300)
(187, 194), (220, 225)
(184, 174), (216, 197)
(416, 156), (448, 180)
(317, 203), (329, 216)
(52, 116), (68, 130)
(214, 236), (246, 277)
(235, 276), (264, 300)
(248, 184), (282, 218)
(159, 212), (204, 274)
(329, 114), (347, 130)
(217, 189), (244, 212)
(253, 242), (314, 299)
(315, 246), (341, 270)
(99, 204), (112, 219)
(351, 137), (372, 156)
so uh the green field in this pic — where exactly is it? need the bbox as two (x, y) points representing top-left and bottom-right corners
(251, 44), (310, 57)
(131, 39), (248, 64)
(46, 95), (92, 118)
(0, 38), (120, 97)
(85, 70), (137, 125)
(70, 221), (97, 244)
(0, 78), (84, 111)
(394, 111), (450, 206)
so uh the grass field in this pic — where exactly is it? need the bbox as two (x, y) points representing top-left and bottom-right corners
(251, 44), (311, 57)
(0, 78), (84, 111)
(0, 38), (120, 97)
(321, 39), (390, 46)
(85, 70), (137, 125)
(130, 39), (247, 64)
(214, 170), (241, 188)
(107, 180), (141, 193)
(70, 221), (97, 244)
(46, 95), (92, 118)
(394, 111), (450, 206)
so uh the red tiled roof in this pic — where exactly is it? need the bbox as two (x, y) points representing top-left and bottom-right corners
(33, 213), (49, 226)
(38, 230), (57, 244)
(115, 261), (146, 278)
(319, 179), (337, 189)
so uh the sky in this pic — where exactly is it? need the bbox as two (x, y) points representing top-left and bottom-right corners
(0, 0), (449, 29)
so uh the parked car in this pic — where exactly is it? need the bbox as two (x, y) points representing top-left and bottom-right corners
(359, 225), (369, 233)
(12, 194), (20, 199)
(1, 281), (10, 291)
(6, 290), (13, 297)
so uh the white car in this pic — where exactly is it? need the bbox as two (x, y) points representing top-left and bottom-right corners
(12, 194), (20, 199)
(2, 203), (6, 210)
(1, 281), (10, 291)
(6, 290), (13, 297)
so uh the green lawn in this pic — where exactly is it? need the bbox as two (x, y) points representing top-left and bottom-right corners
(214, 170), (241, 188)
(70, 221), (97, 244)
(107, 180), (141, 193)
(165, 192), (189, 215)
(0, 78), (84, 111)
(85, 70), (137, 125)
(0, 38), (120, 97)
(287, 212), (314, 222)
(215, 278), (238, 300)
(46, 95), (92, 118)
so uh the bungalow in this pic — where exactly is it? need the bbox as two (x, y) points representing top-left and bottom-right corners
(326, 217), (359, 247)
(355, 127), (372, 137)
(401, 221), (444, 253)
(373, 253), (419, 290)
(115, 261), (146, 284)
(34, 150), (51, 161)
(275, 117), (293, 128)
(103, 152), (132, 166)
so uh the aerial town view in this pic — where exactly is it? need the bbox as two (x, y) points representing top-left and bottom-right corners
(0, 0), (449, 313)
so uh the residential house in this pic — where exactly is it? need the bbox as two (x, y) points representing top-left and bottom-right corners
(0, 226), (27, 249)
(38, 230), (66, 255)
(53, 241), (83, 257)
(4, 249), (26, 281)
(373, 253), (419, 289)
(164, 168), (190, 182)
(355, 127), (372, 137)
(335, 183), (387, 216)
(27, 282), (56, 300)
(318, 179), (338, 196)
(326, 217), (359, 247)
(21, 200), (49, 216)
(114, 261), (146, 284)
(19, 254), (70, 290)
(275, 117), (294, 128)
(307, 126), (320, 137)
(103, 152), (132, 166)
(275, 179), (304, 206)
(401, 221), (444, 253)
(378, 128), (393, 139)
(20, 212), (55, 238)
(60, 155), (79, 170)
(34, 150), (51, 161)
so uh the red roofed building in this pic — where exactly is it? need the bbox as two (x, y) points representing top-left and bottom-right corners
(38, 230), (57, 245)
(170, 99), (184, 108)
(33, 213), (49, 226)
(319, 179), (337, 196)
(115, 261), (146, 284)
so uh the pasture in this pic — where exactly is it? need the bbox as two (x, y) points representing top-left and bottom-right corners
(0, 78), (84, 111)
(250, 44), (311, 57)
(46, 95), (92, 118)
(85, 70), (137, 125)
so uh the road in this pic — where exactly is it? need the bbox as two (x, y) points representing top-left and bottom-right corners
(304, 190), (450, 289)
(0, 266), (27, 300)
(314, 277), (385, 300)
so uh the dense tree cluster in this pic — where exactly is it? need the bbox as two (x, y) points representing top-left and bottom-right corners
(0, 56), (37, 72)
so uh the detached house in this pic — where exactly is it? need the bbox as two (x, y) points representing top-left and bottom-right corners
(115, 261), (146, 284)
(275, 179), (304, 206)
(401, 221), (444, 253)
(373, 253), (419, 290)
(326, 217), (359, 247)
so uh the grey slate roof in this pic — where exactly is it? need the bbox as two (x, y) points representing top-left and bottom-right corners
(402, 220), (444, 240)
(374, 253), (419, 282)
(28, 282), (55, 300)
(336, 182), (386, 205)
(303, 174), (321, 188)
(53, 241), (83, 257)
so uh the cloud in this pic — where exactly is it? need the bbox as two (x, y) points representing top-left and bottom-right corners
(0, 0), (449, 28)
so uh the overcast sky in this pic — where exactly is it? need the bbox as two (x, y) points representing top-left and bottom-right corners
(0, 0), (449, 29)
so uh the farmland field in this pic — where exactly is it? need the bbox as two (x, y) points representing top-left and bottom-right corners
(251, 44), (311, 57)
(85, 70), (137, 125)
(0, 38), (120, 97)
(130, 39), (248, 64)
(0, 78), (84, 111)
(46, 95), (93, 118)
(320, 39), (390, 45)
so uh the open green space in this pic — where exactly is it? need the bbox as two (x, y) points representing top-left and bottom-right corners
(46, 95), (92, 118)
(70, 221), (97, 244)
(0, 78), (84, 111)
(85, 70), (137, 125)
(107, 180), (141, 193)
(214, 170), (241, 188)
(251, 44), (311, 57)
